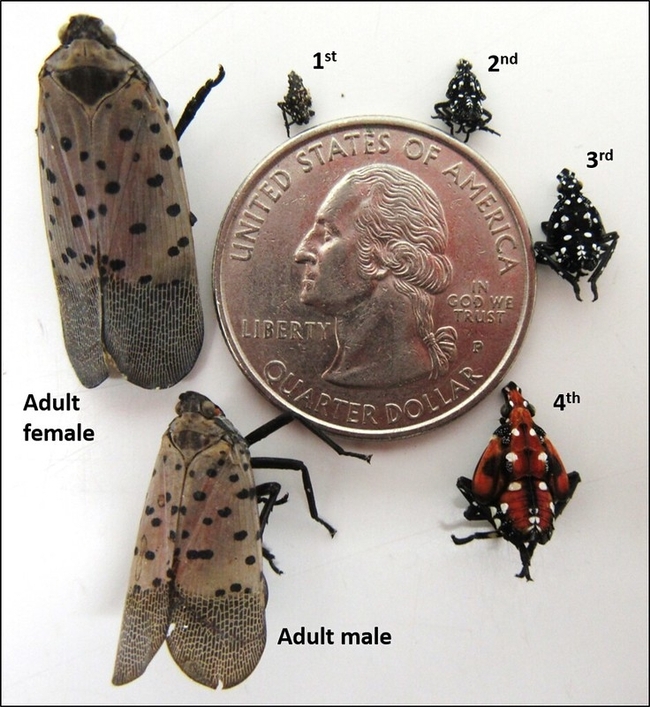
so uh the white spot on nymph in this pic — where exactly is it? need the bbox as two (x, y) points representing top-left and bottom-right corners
(494, 517), (502, 529)
(538, 451), (548, 462)
(506, 452), (518, 463)
(539, 481), (548, 491)
(511, 428), (520, 436)
(529, 428), (537, 436)
(529, 516), (540, 525)
(489, 506), (498, 516)
(508, 481), (522, 491)
(563, 234), (572, 241)
(500, 502), (509, 514)
(550, 501), (556, 514)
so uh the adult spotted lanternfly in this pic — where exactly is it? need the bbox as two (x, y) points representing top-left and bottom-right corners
(432, 58), (500, 142)
(37, 16), (224, 388)
(535, 168), (619, 301)
(112, 392), (370, 688)
(452, 382), (580, 580)
(277, 71), (315, 137)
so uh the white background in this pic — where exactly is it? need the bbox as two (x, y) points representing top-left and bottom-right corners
(2, 2), (648, 704)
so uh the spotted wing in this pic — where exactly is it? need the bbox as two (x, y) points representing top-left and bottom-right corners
(88, 72), (203, 388)
(167, 434), (267, 689)
(112, 432), (185, 685)
(38, 73), (107, 387)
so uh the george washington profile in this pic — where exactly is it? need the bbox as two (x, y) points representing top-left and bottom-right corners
(294, 163), (457, 388)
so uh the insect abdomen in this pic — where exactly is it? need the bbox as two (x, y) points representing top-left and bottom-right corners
(500, 477), (555, 541)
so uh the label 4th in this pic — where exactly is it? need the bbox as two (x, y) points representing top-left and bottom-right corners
(553, 392), (580, 411)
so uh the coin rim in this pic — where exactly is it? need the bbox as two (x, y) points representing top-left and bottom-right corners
(213, 116), (536, 440)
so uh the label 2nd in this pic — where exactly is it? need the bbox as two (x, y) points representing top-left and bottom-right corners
(488, 52), (518, 71)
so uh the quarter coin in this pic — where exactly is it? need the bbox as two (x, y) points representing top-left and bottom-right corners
(213, 117), (535, 439)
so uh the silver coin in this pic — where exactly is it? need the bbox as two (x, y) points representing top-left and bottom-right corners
(213, 117), (535, 439)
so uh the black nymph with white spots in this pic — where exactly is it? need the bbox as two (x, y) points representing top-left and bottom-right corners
(432, 59), (500, 142)
(535, 168), (619, 301)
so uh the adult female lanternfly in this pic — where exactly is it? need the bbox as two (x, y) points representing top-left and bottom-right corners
(37, 15), (224, 388)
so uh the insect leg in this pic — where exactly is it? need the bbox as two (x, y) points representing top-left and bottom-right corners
(535, 245), (583, 301)
(451, 530), (501, 545)
(295, 417), (372, 462)
(250, 457), (336, 537)
(587, 231), (619, 301)
(245, 413), (371, 463)
(432, 103), (454, 132)
(515, 542), (536, 581)
(261, 547), (282, 575)
(254, 480), (288, 577)
(454, 477), (493, 522)
(478, 109), (501, 137)
(453, 476), (500, 543)
(245, 411), (294, 446)
(462, 503), (493, 523)
(540, 220), (552, 238)
(278, 107), (294, 138)
(175, 66), (226, 140)
(245, 414), (369, 539)
(255, 481), (289, 533)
